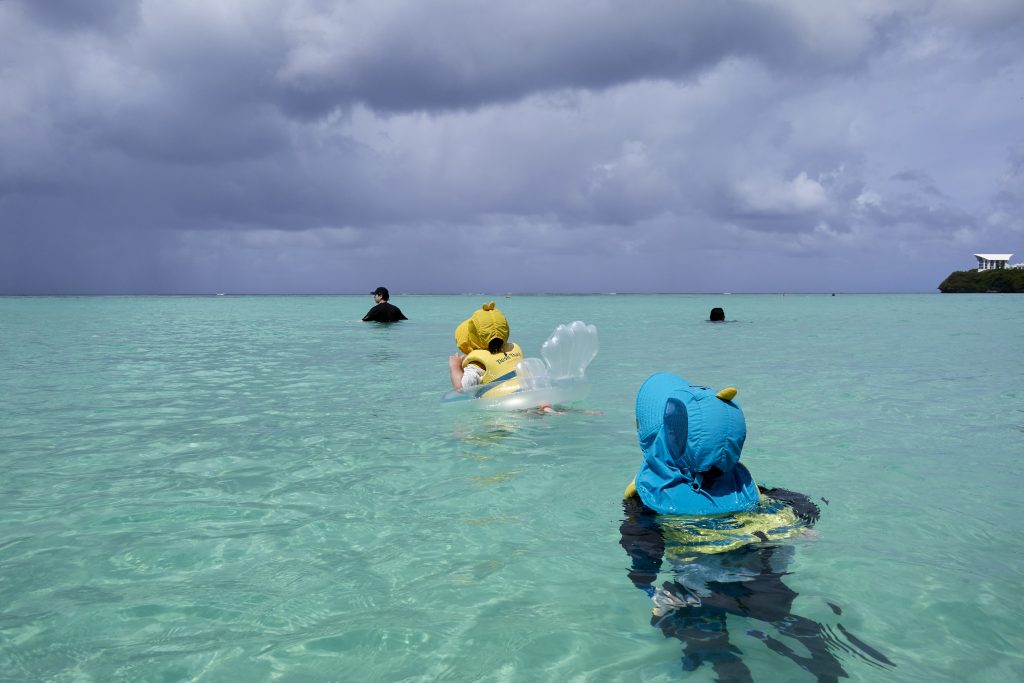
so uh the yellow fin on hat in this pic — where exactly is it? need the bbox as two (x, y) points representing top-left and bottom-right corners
(716, 387), (737, 401)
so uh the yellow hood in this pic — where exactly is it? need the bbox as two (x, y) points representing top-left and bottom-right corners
(454, 319), (482, 354)
(470, 302), (509, 345)
(454, 302), (509, 353)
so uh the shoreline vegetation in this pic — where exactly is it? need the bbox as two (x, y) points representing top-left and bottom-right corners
(938, 268), (1024, 293)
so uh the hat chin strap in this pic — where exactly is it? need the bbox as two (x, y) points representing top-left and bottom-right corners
(684, 471), (715, 503)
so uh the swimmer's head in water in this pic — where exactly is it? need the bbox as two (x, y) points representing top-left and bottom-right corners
(709, 307), (725, 322)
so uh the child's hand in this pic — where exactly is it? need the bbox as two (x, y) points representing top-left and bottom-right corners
(652, 586), (700, 617)
(448, 354), (465, 370)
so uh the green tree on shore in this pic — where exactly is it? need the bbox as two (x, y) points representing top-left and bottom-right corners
(938, 268), (1024, 292)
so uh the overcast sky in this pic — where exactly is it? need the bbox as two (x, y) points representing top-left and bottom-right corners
(2, 0), (1022, 294)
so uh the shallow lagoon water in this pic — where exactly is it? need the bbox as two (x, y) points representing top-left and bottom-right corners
(1, 294), (1022, 681)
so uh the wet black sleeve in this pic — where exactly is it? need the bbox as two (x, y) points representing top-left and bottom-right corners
(758, 485), (820, 526)
(619, 498), (665, 591)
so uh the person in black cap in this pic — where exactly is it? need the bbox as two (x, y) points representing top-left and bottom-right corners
(362, 287), (407, 323)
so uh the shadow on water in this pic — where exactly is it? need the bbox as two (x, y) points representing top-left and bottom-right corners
(448, 408), (568, 449)
(367, 349), (400, 365)
(619, 489), (895, 682)
(359, 320), (409, 366)
(447, 401), (601, 448)
(451, 411), (527, 447)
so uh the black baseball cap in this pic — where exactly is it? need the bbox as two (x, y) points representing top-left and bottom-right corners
(371, 286), (389, 298)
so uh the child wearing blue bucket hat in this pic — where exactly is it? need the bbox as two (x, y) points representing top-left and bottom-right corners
(625, 372), (759, 516)
(619, 373), (894, 677)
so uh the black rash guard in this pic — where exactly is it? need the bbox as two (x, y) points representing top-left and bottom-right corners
(362, 302), (408, 322)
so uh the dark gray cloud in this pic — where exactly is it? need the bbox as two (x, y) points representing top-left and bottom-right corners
(272, 1), (869, 116)
(18, 0), (139, 34)
(2, 0), (1023, 294)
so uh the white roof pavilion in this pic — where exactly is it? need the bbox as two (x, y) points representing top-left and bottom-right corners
(974, 253), (1013, 270)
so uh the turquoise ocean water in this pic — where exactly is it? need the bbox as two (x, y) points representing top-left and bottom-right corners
(1, 294), (1022, 682)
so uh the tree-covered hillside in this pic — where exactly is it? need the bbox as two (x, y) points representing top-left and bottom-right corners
(938, 268), (1024, 292)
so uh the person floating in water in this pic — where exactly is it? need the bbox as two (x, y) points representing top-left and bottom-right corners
(448, 302), (523, 390)
(362, 286), (407, 323)
(709, 307), (725, 322)
(621, 373), (893, 681)
(443, 307), (599, 414)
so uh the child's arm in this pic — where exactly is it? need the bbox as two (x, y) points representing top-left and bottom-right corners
(448, 354), (465, 389)
(449, 356), (485, 390)
(619, 498), (664, 596)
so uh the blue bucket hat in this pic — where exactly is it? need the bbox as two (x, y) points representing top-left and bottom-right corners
(634, 373), (759, 516)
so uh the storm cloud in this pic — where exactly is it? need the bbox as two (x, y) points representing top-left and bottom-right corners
(2, 0), (1023, 293)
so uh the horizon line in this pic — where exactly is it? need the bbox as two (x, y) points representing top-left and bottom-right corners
(0, 290), (943, 297)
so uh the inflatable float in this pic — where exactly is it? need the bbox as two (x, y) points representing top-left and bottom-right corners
(441, 320), (599, 410)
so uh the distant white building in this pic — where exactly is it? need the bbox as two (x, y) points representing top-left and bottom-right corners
(974, 253), (1013, 271)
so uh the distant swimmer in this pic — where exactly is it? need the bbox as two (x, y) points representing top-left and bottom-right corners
(709, 307), (725, 322)
(362, 287), (408, 323)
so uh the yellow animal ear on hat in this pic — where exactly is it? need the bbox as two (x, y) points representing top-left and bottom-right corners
(482, 301), (495, 311)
